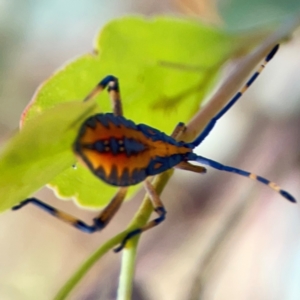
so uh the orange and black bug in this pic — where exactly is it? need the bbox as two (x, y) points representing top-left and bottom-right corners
(13, 44), (296, 252)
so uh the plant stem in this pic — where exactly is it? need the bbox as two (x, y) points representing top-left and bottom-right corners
(117, 239), (138, 300)
(54, 231), (125, 300)
(117, 170), (173, 300)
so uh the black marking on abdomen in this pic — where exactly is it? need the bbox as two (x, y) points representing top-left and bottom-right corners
(82, 136), (147, 156)
(123, 138), (147, 156)
(88, 113), (138, 130)
(109, 165), (118, 185)
(147, 157), (171, 176)
(95, 141), (105, 152)
(131, 168), (147, 184)
(85, 117), (97, 129)
(102, 113), (137, 129)
(96, 166), (106, 179)
(110, 138), (119, 155)
(98, 166), (147, 186)
(168, 154), (184, 167)
(146, 154), (185, 176)
(95, 114), (110, 128)
(119, 168), (130, 186)
(137, 123), (177, 145)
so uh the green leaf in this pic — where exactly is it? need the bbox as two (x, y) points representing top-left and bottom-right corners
(0, 100), (98, 212)
(13, 16), (241, 209)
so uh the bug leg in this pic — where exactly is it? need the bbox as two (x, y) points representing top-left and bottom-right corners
(175, 161), (207, 173)
(82, 75), (123, 116)
(12, 187), (128, 233)
(189, 44), (279, 148)
(93, 187), (128, 228)
(107, 80), (123, 117)
(114, 179), (166, 252)
(171, 124), (206, 173)
(12, 198), (101, 233)
(188, 153), (296, 203)
(83, 75), (118, 102)
(171, 122), (186, 139)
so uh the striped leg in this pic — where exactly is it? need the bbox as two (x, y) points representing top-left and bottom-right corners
(175, 161), (207, 173)
(171, 122), (186, 139)
(12, 187), (128, 232)
(188, 153), (296, 203)
(114, 179), (166, 252)
(83, 75), (123, 116)
(108, 79), (123, 116)
(190, 44), (279, 147)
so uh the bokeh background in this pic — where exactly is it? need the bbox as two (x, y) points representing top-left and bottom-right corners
(0, 0), (300, 299)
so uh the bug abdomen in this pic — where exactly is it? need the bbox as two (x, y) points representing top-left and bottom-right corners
(74, 113), (192, 186)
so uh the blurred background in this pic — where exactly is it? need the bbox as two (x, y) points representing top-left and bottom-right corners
(0, 0), (300, 299)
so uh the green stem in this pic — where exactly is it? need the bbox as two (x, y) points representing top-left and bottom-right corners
(117, 170), (173, 300)
(117, 239), (138, 300)
(54, 231), (125, 300)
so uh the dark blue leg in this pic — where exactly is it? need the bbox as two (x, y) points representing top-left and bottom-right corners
(83, 75), (119, 102)
(12, 198), (103, 233)
(12, 188), (127, 233)
(82, 75), (122, 115)
(187, 153), (296, 203)
(189, 44), (279, 147)
(114, 180), (167, 252)
(114, 207), (166, 252)
(114, 229), (142, 253)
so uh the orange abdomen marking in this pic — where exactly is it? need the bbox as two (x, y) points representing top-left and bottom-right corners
(73, 113), (192, 186)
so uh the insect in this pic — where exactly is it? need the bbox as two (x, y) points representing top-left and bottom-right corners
(12, 44), (296, 252)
